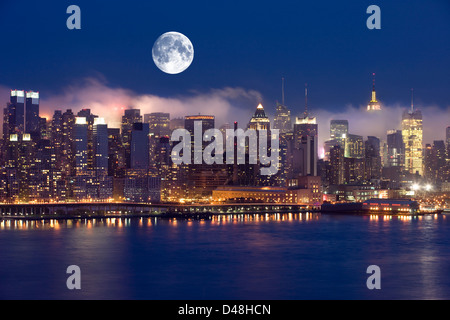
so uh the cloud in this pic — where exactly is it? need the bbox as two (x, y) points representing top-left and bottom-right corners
(312, 103), (450, 151)
(3, 78), (261, 130)
(1, 78), (448, 150)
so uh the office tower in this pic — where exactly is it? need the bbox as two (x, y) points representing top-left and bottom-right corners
(124, 123), (157, 203)
(329, 145), (345, 185)
(38, 117), (48, 139)
(93, 118), (108, 176)
(431, 140), (446, 185)
(77, 109), (98, 171)
(4, 90), (25, 138)
(51, 110), (64, 171)
(144, 112), (171, 138)
(25, 91), (40, 135)
(184, 115), (229, 199)
(74, 117), (88, 175)
(273, 103), (292, 133)
(330, 120), (348, 147)
(3, 133), (35, 201)
(323, 139), (340, 162)
(344, 157), (365, 184)
(365, 136), (382, 180)
(273, 77), (292, 133)
(424, 144), (433, 181)
(92, 118), (112, 200)
(108, 128), (124, 177)
(32, 139), (53, 200)
(121, 109), (142, 168)
(387, 130), (404, 167)
(248, 104), (270, 131)
(402, 106), (423, 176)
(185, 115), (215, 162)
(293, 86), (318, 176)
(130, 122), (150, 170)
(344, 134), (364, 159)
(61, 109), (76, 176)
(367, 73), (381, 111)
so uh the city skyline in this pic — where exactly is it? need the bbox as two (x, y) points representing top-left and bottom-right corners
(1, 81), (448, 153)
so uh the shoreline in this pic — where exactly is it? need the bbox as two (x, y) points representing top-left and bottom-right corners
(0, 210), (442, 222)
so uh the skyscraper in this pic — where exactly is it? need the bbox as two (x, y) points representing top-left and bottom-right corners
(365, 136), (382, 180)
(121, 109), (142, 168)
(4, 90), (25, 138)
(25, 91), (40, 135)
(330, 120), (348, 147)
(273, 103), (291, 133)
(144, 112), (171, 138)
(293, 87), (318, 177)
(93, 117), (109, 176)
(402, 108), (423, 176)
(344, 134), (364, 159)
(387, 130), (405, 167)
(248, 104), (270, 131)
(130, 122), (150, 170)
(367, 73), (381, 111)
(329, 144), (344, 185)
(431, 140), (446, 185)
(74, 117), (88, 175)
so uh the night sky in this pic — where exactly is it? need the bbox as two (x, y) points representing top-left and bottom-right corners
(0, 0), (449, 122)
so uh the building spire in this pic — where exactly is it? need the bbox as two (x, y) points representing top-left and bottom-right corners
(372, 73), (376, 91)
(411, 88), (414, 112)
(304, 83), (308, 117)
(371, 73), (377, 102)
(281, 77), (285, 106)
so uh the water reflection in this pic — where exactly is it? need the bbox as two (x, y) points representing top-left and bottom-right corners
(1, 212), (445, 230)
(0, 213), (322, 230)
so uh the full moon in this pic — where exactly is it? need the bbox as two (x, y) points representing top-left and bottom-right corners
(152, 32), (194, 74)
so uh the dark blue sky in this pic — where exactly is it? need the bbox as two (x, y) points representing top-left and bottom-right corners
(0, 0), (449, 114)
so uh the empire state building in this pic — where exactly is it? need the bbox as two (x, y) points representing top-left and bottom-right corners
(367, 73), (381, 111)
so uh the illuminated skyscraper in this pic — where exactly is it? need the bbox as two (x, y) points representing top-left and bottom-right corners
(121, 109), (142, 168)
(387, 130), (405, 167)
(274, 102), (292, 133)
(144, 112), (171, 138)
(365, 136), (382, 180)
(344, 134), (364, 159)
(248, 104), (270, 131)
(4, 90), (25, 138)
(367, 73), (381, 111)
(330, 120), (348, 147)
(293, 85), (318, 176)
(77, 109), (98, 171)
(25, 91), (40, 135)
(401, 94), (423, 176)
(74, 117), (88, 175)
(93, 118), (109, 176)
(130, 122), (150, 170)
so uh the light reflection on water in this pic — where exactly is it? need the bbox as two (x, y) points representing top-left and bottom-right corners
(1, 212), (444, 230)
(0, 212), (449, 300)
